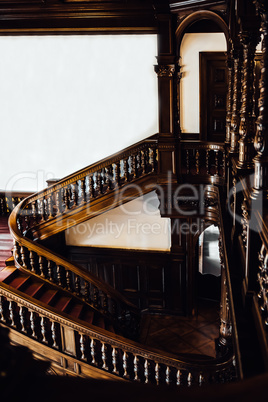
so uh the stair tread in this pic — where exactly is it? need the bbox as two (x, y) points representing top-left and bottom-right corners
(0, 266), (17, 281)
(7, 275), (31, 290)
(38, 289), (58, 304)
(52, 295), (72, 311)
(67, 302), (84, 319)
(23, 281), (45, 297)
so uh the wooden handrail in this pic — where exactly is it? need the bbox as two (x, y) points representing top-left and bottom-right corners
(0, 280), (236, 385)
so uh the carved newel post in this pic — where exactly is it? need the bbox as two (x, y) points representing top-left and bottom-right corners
(237, 29), (260, 170)
(252, 1), (268, 202)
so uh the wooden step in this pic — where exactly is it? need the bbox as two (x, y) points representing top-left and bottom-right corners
(23, 281), (45, 298)
(52, 295), (72, 312)
(66, 302), (84, 320)
(38, 288), (58, 305)
(0, 266), (17, 282)
(79, 307), (94, 325)
(7, 274), (31, 290)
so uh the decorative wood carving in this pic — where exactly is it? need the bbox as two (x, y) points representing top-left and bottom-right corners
(237, 29), (261, 170)
(252, 1), (268, 201)
(230, 44), (243, 153)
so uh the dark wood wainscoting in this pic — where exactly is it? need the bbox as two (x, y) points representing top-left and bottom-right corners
(67, 246), (186, 315)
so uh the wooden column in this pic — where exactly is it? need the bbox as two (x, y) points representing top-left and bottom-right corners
(154, 13), (177, 185)
(225, 44), (234, 146)
(229, 42), (243, 154)
(252, 1), (268, 202)
(237, 29), (260, 170)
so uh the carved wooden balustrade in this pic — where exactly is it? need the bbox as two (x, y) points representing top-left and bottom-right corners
(0, 284), (236, 385)
(180, 142), (226, 185)
(14, 135), (158, 241)
(9, 223), (140, 339)
(0, 191), (31, 217)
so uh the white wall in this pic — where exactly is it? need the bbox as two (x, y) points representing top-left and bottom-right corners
(65, 191), (171, 251)
(0, 35), (158, 192)
(180, 32), (227, 134)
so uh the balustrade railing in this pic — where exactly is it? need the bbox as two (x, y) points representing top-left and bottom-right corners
(0, 286), (236, 385)
(181, 142), (226, 185)
(14, 136), (158, 238)
(0, 191), (31, 217)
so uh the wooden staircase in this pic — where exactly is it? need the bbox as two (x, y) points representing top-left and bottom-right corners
(0, 137), (237, 386)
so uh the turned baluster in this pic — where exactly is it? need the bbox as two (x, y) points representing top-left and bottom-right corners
(93, 286), (99, 308)
(80, 334), (86, 360)
(103, 168), (109, 192)
(101, 342), (108, 370)
(40, 316), (48, 344)
(75, 275), (81, 296)
(66, 270), (72, 291)
(131, 155), (136, 178)
(102, 292), (108, 314)
(141, 150), (145, 174)
(122, 351), (129, 378)
(63, 187), (69, 211)
(47, 260), (54, 281)
(186, 150), (190, 174)
(38, 255), (45, 277)
(87, 174), (93, 198)
(80, 178), (86, 204)
(95, 171), (102, 195)
(215, 151), (219, 176)
(187, 372), (193, 386)
(20, 245), (28, 269)
(123, 158), (128, 182)
(56, 265), (63, 287)
(13, 240), (20, 262)
(51, 321), (59, 349)
(198, 373), (204, 386)
(206, 150), (210, 175)
(153, 149), (158, 172)
(144, 359), (149, 384)
(30, 311), (37, 338)
(84, 281), (90, 303)
(176, 369), (182, 386)
(19, 306), (27, 333)
(71, 183), (78, 207)
(155, 362), (160, 385)
(112, 347), (119, 375)
(47, 194), (54, 219)
(195, 149), (200, 174)
(29, 250), (36, 273)
(31, 201), (37, 225)
(90, 338), (96, 365)
(0, 296), (6, 322)
(38, 198), (45, 222)
(55, 190), (61, 215)
(133, 355), (139, 381)
(9, 301), (16, 327)
(165, 366), (170, 385)
(114, 162), (120, 186)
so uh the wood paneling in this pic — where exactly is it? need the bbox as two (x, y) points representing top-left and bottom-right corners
(67, 246), (185, 314)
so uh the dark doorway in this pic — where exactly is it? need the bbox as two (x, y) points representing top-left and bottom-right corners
(199, 52), (227, 143)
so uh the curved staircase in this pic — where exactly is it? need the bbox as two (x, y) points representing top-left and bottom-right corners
(0, 135), (236, 386)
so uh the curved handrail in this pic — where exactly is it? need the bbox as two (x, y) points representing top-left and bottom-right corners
(0, 280), (236, 386)
(7, 134), (160, 337)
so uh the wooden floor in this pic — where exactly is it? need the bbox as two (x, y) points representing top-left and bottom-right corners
(140, 299), (220, 358)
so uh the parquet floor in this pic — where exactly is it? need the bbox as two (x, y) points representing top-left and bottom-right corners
(140, 299), (220, 359)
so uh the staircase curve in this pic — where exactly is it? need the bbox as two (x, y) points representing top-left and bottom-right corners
(0, 134), (236, 385)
